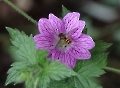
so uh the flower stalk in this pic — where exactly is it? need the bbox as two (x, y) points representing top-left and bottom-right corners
(104, 66), (120, 74)
(34, 78), (39, 88)
(3, 0), (37, 25)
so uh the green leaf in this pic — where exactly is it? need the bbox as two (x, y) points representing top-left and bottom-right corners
(6, 27), (36, 64)
(38, 61), (77, 88)
(62, 5), (70, 17)
(91, 40), (112, 55)
(36, 50), (48, 67)
(83, 27), (87, 34)
(25, 73), (34, 88)
(7, 62), (30, 74)
(75, 53), (107, 77)
(38, 71), (51, 88)
(5, 62), (31, 85)
(46, 61), (77, 79)
(5, 70), (20, 86)
(73, 54), (107, 88)
(17, 72), (27, 83)
(73, 40), (110, 88)
(74, 75), (102, 88)
(50, 78), (75, 88)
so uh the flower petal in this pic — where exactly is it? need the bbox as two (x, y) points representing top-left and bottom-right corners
(70, 46), (91, 59)
(51, 49), (61, 60)
(68, 20), (85, 39)
(38, 18), (57, 35)
(49, 14), (65, 34)
(78, 20), (85, 32)
(51, 49), (76, 68)
(62, 52), (76, 68)
(34, 34), (55, 50)
(75, 34), (95, 49)
(63, 12), (80, 33)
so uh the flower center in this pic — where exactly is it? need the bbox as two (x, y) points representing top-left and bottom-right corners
(56, 33), (72, 49)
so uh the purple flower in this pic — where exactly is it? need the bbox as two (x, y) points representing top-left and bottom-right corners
(34, 12), (95, 68)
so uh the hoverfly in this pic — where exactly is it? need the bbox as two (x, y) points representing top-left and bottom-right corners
(56, 33), (71, 48)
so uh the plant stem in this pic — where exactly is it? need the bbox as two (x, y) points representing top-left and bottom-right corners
(34, 78), (39, 88)
(104, 66), (120, 74)
(3, 0), (37, 25)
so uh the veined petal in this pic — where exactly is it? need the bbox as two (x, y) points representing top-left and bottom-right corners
(51, 49), (76, 68)
(52, 49), (61, 60)
(63, 12), (80, 33)
(75, 34), (95, 49)
(34, 34), (55, 50)
(78, 20), (85, 32)
(68, 20), (85, 39)
(62, 52), (76, 68)
(38, 18), (56, 35)
(49, 14), (65, 34)
(70, 46), (91, 59)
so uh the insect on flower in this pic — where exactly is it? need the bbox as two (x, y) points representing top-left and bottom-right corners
(56, 33), (72, 48)
(34, 12), (95, 68)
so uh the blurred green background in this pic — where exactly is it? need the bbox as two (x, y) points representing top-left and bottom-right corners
(0, 0), (120, 88)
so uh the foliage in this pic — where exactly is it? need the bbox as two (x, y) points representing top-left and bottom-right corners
(62, 5), (70, 17)
(49, 39), (110, 88)
(5, 5), (112, 88)
(5, 27), (76, 88)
